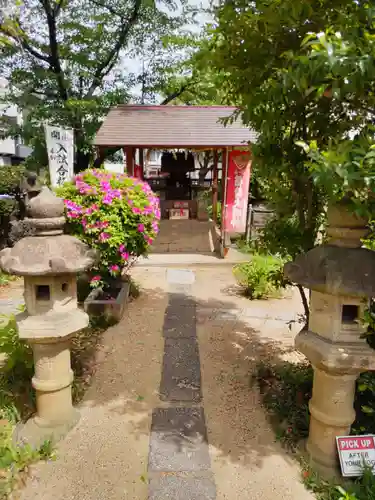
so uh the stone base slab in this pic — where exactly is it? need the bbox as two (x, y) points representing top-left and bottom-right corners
(14, 408), (80, 449)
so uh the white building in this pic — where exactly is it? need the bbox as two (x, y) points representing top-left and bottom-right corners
(0, 78), (32, 166)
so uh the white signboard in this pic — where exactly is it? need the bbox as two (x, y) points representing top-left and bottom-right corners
(169, 209), (189, 220)
(45, 125), (74, 187)
(337, 435), (375, 477)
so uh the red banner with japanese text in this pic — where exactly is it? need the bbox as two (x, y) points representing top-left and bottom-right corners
(223, 149), (252, 233)
(134, 164), (143, 180)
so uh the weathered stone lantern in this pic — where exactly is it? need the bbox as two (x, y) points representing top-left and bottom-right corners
(284, 201), (375, 478)
(0, 186), (97, 445)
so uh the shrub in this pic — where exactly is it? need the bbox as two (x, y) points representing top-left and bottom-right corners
(233, 253), (287, 299)
(208, 201), (222, 227)
(56, 169), (160, 287)
(0, 315), (33, 376)
(256, 361), (313, 446)
(0, 165), (25, 249)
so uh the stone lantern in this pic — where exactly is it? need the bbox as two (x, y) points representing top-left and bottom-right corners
(0, 186), (97, 445)
(284, 201), (375, 478)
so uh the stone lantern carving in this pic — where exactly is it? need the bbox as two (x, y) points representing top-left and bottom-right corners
(284, 202), (375, 478)
(0, 186), (97, 445)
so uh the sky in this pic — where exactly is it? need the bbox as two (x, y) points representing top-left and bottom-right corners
(124, 0), (213, 98)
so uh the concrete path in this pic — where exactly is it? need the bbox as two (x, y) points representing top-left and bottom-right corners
(20, 266), (313, 500)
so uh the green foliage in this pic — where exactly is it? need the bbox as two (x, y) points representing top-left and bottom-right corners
(0, 165), (25, 247)
(0, 314), (53, 499)
(0, 165), (25, 196)
(303, 467), (375, 500)
(200, 0), (375, 260)
(257, 360), (375, 499)
(233, 253), (287, 299)
(256, 213), (324, 260)
(0, 0), (198, 172)
(207, 201), (221, 228)
(56, 169), (160, 286)
(301, 135), (375, 217)
(256, 361), (312, 447)
(0, 272), (16, 288)
(0, 315), (33, 376)
(0, 419), (55, 499)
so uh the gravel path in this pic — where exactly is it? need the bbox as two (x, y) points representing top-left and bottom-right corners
(19, 265), (313, 500)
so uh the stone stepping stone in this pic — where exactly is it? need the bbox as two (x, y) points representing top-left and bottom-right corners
(148, 407), (211, 472)
(160, 338), (201, 403)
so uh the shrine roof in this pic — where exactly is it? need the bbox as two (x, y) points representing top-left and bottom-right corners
(94, 105), (258, 149)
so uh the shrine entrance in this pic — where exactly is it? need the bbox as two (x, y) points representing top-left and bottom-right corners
(95, 105), (256, 256)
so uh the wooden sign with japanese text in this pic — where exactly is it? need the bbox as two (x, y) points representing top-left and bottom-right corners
(45, 125), (74, 188)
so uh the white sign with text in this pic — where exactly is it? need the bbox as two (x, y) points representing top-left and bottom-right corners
(45, 125), (74, 188)
(337, 435), (375, 477)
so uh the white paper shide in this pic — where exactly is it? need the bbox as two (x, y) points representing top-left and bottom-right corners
(45, 125), (74, 187)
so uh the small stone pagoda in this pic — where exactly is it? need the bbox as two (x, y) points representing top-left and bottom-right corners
(0, 186), (97, 445)
(284, 201), (375, 478)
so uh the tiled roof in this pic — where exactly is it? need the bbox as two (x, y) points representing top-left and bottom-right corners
(94, 105), (258, 148)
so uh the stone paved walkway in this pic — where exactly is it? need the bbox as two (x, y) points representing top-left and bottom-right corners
(19, 266), (313, 500)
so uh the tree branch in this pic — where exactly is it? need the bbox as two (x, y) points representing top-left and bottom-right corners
(160, 81), (197, 105)
(54, 0), (66, 16)
(89, 0), (124, 17)
(86, 0), (142, 97)
(39, 0), (68, 101)
(297, 284), (310, 325)
(0, 24), (51, 64)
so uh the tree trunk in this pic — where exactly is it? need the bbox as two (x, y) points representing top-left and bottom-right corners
(74, 149), (91, 173)
(297, 284), (310, 325)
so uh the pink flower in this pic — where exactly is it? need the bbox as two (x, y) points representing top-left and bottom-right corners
(137, 223), (145, 233)
(102, 194), (113, 205)
(99, 232), (110, 242)
(91, 275), (101, 282)
(119, 244), (126, 253)
(110, 265), (120, 273)
(121, 252), (130, 261)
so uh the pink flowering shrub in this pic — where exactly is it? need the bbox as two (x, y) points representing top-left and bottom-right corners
(56, 168), (160, 286)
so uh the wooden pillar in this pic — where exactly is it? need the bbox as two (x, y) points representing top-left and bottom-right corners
(220, 147), (230, 257)
(139, 148), (144, 179)
(124, 147), (134, 176)
(221, 148), (228, 231)
(212, 150), (219, 224)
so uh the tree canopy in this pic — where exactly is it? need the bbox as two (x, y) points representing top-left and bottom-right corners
(202, 0), (375, 254)
(0, 0), (198, 172)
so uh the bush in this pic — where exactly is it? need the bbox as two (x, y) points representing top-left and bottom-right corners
(254, 213), (320, 260)
(0, 165), (25, 249)
(257, 361), (375, 500)
(256, 361), (312, 446)
(233, 253), (287, 299)
(56, 169), (160, 287)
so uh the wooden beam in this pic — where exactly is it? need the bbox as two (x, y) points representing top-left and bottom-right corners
(212, 150), (219, 224)
(124, 147), (134, 176)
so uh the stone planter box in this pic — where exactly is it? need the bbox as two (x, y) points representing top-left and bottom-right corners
(84, 279), (130, 323)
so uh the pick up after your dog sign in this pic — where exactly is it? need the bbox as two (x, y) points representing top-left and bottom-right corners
(337, 435), (375, 477)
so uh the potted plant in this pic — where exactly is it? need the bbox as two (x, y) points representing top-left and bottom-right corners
(56, 168), (160, 321)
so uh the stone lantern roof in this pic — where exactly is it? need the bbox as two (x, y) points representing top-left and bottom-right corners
(0, 186), (97, 276)
(284, 245), (375, 297)
(284, 202), (375, 297)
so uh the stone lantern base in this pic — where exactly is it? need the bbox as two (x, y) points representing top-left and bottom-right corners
(15, 407), (80, 450)
(15, 308), (89, 448)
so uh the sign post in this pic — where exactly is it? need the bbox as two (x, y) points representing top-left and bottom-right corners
(45, 125), (74, 188)
(336, 435), (375, 477)
(223, 149), (252, 234)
